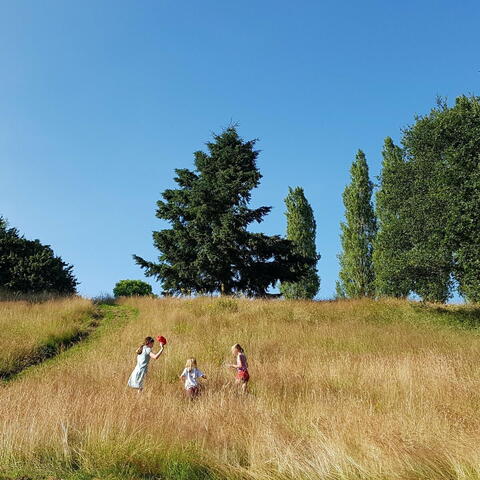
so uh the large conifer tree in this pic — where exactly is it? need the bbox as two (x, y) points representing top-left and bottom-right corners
(373, 138), (412, 297)
(336, 150), (376, 298)
(134, 127), (310, 296)
(280, 187), (320, 299)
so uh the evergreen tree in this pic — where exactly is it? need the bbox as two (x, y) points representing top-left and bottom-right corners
(280, 187), (320, 299)
(336, 150), (376, 298)
(373, 138), (412, 297)
(134, 127), (311, 296)
(0, 217), (78, 294)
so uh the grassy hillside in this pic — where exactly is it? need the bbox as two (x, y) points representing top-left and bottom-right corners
(0, 297), (96, 379)
(1, 297), (480, 480)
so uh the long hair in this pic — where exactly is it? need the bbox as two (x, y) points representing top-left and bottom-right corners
(232, 343), (244, 353)
(185, 358), (197, 372)
(136, 336), (154, 355)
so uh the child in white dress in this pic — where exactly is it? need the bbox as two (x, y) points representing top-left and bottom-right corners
(128, 336), (164, 391)
(180, 358), (206, 399)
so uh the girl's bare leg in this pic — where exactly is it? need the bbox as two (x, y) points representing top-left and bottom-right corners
(235, 379), (247, 394)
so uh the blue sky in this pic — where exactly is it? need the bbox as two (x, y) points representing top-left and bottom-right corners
(0, 0), (478, 298)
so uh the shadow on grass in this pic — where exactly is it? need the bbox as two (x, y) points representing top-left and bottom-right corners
(0, 460), (222, 480)
(0, 306), (109, 382)
(412, 302), (480, 329)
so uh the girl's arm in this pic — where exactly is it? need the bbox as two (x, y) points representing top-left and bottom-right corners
(227, 355), (242, 369)
(150, 345), (164, 360)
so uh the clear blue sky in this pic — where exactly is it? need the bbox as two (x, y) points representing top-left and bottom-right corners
(1, 0), (478, 298)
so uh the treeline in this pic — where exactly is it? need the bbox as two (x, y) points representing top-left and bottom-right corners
(2, 95), (478, 303)
(337, 95), (480, 303)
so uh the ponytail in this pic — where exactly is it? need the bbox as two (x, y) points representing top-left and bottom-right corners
(136, 336), (154, 355)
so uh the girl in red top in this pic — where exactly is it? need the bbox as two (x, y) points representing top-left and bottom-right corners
(228, 343), (249, 393)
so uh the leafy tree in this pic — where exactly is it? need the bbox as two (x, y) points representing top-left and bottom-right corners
(336, 150), (376, 298)
(400, 96), (480, 302)
(113, 279), (153, 297)
(280, 187), (320, 299)
(373, 138), (412, 297)
(134, 127), (311, 297)
(0, 217), (78, 294)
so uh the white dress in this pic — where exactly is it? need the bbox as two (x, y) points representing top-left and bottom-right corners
(128, 346), (151, 389)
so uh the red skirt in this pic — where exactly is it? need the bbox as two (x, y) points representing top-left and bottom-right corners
(236, 370), (250, 382)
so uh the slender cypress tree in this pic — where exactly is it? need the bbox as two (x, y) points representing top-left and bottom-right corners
(373, 138), (412, 297)
(336, 150), (376, 298)
(280, 187), (320, 299)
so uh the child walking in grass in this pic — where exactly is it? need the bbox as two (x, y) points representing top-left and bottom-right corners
(127, 336), (165, 391)
(180, 358), (206, 399)
(227, 343), (249, 394)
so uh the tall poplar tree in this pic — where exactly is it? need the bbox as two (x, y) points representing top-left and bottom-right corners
(373, 138), (412, 297)
(336, 150), (376, 298)
(134, 127), (311, 296)
(280, 187), (320, 299)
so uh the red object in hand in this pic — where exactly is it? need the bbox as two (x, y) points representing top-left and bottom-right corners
(157, 335), (167, 345)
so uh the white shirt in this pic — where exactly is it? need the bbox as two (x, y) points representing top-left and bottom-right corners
(180, 367), (204, 389)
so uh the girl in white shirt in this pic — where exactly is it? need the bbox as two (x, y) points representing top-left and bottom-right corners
(180, 358), (206, 399)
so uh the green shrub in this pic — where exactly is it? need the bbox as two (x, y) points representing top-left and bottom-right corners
(113, 280), (153, 298)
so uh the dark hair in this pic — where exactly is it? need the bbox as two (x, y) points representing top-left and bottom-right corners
(232, 343), (244, 353)
(136, 336), (154, 355)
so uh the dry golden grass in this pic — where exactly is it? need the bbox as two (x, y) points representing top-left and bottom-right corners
(0, 297), (95, 378)
(2, 297), (480, 479)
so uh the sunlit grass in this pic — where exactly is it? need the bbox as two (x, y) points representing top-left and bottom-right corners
(0, 297), (95, 379)
(1, 297), (480, 479)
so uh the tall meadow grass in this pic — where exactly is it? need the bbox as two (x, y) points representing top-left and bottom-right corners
(1, 297), (480, 479)
(0, 297), (95, 379)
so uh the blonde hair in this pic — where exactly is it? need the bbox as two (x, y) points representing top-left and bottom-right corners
(185, 358), (197, 372)
(136, 336), (154, 355)
(231, 343), (244, 353)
